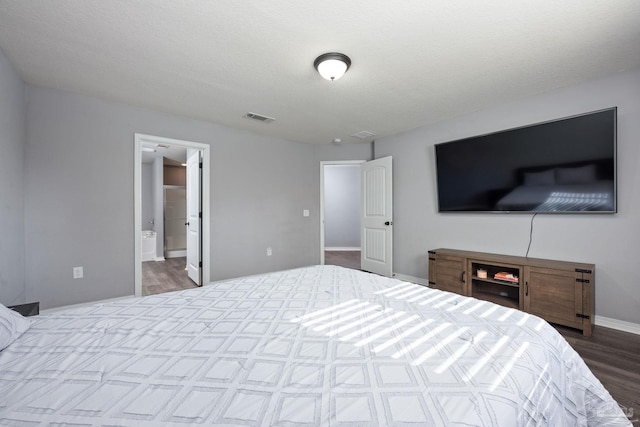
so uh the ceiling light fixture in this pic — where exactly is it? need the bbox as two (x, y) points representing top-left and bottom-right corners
(314, 52), (351, 81)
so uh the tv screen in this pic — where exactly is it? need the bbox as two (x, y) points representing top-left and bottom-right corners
(435, 108), (617, 213)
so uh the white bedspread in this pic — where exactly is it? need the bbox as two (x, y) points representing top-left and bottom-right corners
(0, 265), (631, 426)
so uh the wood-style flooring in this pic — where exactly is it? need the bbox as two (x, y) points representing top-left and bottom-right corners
(325, 250), (361, 270)
(141, 257), (198, 296)
(555, 325), (640, 422)
(326, 250), (639, 423)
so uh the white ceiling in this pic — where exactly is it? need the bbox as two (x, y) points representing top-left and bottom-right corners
(1, 1), (639, 145)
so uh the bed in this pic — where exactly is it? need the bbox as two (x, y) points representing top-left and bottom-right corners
(0, 265), (631, 426)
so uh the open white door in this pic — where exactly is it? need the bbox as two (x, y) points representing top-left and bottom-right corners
(361, 156), (393, 277)
(186, 149), (202, 286)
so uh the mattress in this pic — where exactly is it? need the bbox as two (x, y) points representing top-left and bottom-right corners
(0, 265), (631, 426)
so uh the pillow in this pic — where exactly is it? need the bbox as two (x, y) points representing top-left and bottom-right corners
(523, 169), (555, 186)
(0, 304), (31, 351)
(556, 164), (597, 185)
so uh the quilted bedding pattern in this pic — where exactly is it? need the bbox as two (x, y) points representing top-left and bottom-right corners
(0, 265), (631, 426)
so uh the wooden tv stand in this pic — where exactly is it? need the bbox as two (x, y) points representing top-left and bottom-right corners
(428, 248), (594, 336)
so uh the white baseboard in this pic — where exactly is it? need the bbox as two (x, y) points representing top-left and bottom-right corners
(325, 247), (361, 251)
(40, 295), (136, 314)
(393, 273), (429, 287)
(594, 315), (640, 335)
(165, 250), (186, 258)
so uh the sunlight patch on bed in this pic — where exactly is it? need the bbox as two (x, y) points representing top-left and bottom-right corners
(391, 323), (451, 359)
(517, 311), (532, 326)
(479, 304), (500, 318)
(435, 331), (488, 374)
(498, 310), (515, 322)
(354, 315), (419, 347)
(301, 302), (370, 327)
(463, 300), (487, 315)
(312, 305), (383, 332)
(372, 319), (434, 353)
(446, 297), (474, 312)
(490, 341), (530, 391)
(324, 308), (391, 337)
(374, 283), (414, 296)
(415, 292), (449, 305)
(463, 336), (509, 382)
(431, 294), (460, 309)
(412, 327), (469, 366)
(338, 311), (406, 342)
(290, 299), (359, 323)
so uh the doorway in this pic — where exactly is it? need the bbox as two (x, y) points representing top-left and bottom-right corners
(134, 134), (210, 297)
(320, 161), (364, 269)
(320, 157), (394, 277)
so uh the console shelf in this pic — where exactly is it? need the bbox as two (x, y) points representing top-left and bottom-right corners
(428, 248), (594, 336)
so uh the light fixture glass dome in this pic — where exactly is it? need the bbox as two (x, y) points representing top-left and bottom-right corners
(314, 53), (351, 81)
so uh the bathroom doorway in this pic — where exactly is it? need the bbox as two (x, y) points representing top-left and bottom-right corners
(134, 134), (210, 297)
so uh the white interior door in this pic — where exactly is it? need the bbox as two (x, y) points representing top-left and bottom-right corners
(186, 149), (202, 285)
(361, 156), (393, 277)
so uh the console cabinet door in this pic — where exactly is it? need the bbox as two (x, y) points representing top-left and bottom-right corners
(523, 266), (584, 331)
(433, 254), (467, 295)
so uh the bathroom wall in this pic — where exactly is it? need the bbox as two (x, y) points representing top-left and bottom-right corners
(164, 164), (186, 186)
(141, 163), (154, 231)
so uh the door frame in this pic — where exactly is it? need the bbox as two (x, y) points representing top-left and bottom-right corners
(319, 160), (365, 265)
(134, 133), (211, 297)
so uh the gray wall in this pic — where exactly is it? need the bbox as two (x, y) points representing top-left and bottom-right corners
(375, 68), (640, 324)
(22, 85), (372, 309)
(0, 48), (26, 306)
(324, 164), (361, 248)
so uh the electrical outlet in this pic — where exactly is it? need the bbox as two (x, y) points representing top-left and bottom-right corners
(266, 247), (272, 256)
(303, 209), (310, 217)
(73, 266), (83, 279)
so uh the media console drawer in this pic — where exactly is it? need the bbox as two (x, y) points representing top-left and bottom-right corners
(428, 249), (594, 336)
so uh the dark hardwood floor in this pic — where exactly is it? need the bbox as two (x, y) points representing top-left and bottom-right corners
(555, 325), (640, 423)
(325, 250), (361, 270)
(142, 257), (198, 296)
(326, 250), (639, 423)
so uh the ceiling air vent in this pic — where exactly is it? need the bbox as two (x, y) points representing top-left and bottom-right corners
(351, 130), (376, 140)
(243, 112), (276, 124)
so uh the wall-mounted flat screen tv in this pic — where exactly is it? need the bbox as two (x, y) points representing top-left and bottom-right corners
(435, 107), (617, 213)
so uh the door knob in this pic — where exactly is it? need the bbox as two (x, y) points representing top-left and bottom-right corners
(384, 221), (393, 226)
